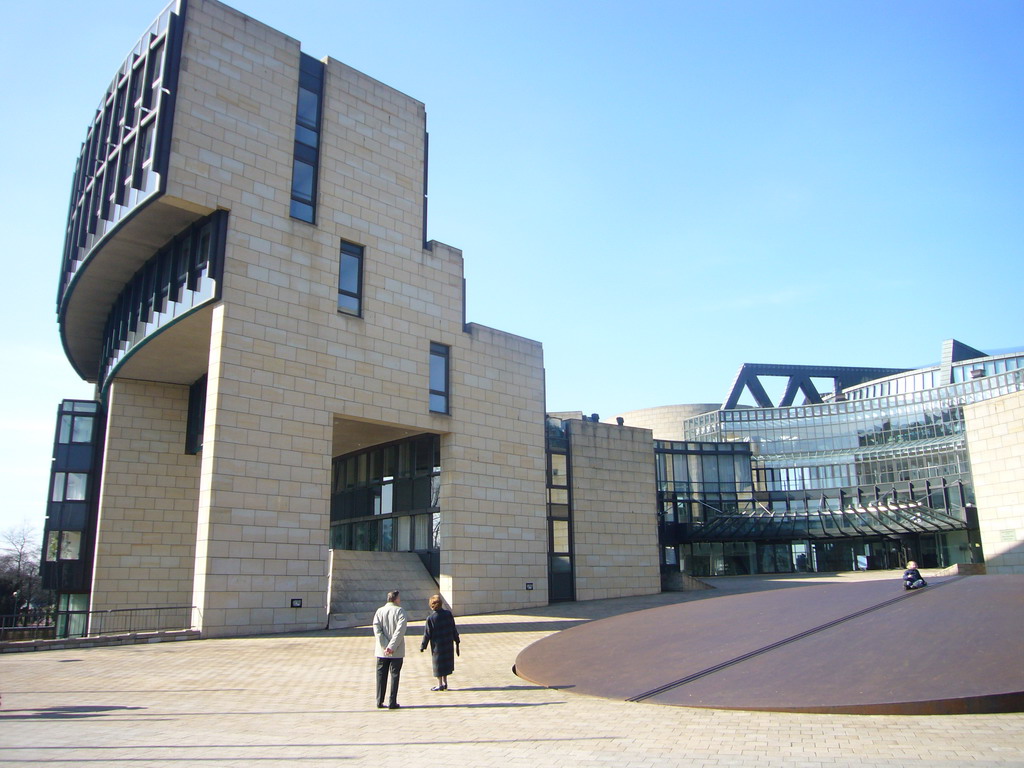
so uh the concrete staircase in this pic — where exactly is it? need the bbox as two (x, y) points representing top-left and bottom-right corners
(328, 550), (439, 629)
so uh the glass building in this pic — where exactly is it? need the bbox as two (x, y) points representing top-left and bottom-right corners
(40, 401), (106, 636)
(651, 342), (1024, 576)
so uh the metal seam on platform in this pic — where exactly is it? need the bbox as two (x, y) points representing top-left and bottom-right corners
(626, 577), (962, 703)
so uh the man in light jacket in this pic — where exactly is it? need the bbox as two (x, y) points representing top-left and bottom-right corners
(372, 590), (407, 709)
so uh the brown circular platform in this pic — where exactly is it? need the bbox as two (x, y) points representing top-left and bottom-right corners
(514, 575), (1024, 715)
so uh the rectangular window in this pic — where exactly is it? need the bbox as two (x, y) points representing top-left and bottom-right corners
(51, 472), (88, 502)
(60, 531), (82, 560)
(296, 86), (320, 128)
(46, 531), (60, 562)
(185, 375), (207, 454)
(65, 473), (88, 501)
(45, 531), (82, 562)
(429, 343), (450, 414)
(290, 53), (324, 223)
(290, 157), (315, 202)
(549, 453), (568, 486)
(414, 514), (429, 550)
(551, 520), (570, 553)
(338, 241), (364, 315)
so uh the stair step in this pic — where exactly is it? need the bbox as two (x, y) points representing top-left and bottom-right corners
(328, 550), (439, 630)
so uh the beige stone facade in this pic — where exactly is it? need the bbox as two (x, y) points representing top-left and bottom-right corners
(614, 404), (721, 441)
(965, 389), (1024, 574)
(566, 420), (661, 600)
(83, 0), (549, 637)
(92, 381), (199, 610)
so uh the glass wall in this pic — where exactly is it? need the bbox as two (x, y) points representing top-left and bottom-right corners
(546, 417), (574, 601)
(41, 400), (106, 621)
(678, 367), (1024, 525)
(330, 434), (440, 555)
(655, 366), (1024, 575)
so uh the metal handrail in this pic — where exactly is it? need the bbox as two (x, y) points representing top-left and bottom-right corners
(0, 605), (195, 641)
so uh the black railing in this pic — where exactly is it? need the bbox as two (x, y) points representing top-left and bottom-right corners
(0, 609), (56, 641)
(0, 606), (195, 641)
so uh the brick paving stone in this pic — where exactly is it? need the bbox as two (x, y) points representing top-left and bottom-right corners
(0, 575), (1022, 767)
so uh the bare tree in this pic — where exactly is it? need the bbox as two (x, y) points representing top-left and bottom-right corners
(1, 524), (43, 615)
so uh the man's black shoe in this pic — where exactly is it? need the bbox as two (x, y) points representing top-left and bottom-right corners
(388, 704), (401, 710)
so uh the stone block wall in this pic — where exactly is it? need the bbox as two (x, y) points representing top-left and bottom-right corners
(567, 420), (661, 600)
(92, 381), (199, 611)
(965, 388), (1024, 574)
(613, 404), (722, 441)
(124, 0), (549, 634)
(441, 324), (547, 614)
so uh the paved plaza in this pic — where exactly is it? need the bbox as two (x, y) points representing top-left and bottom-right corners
(2, 572), (1023, 767)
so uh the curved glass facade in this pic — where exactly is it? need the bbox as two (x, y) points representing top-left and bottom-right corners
(58, 0), (184, 310)
(657, 352), (1024, 575)
(841, 353), (1024, 400)
(98, 210), (226, 392)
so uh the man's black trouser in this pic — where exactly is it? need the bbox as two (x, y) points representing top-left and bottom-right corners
(376, 657), (403, 706)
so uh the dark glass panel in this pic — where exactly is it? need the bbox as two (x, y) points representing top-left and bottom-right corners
(339, 252), (360, 294)
(394, 478), (413, 512)
(338, 293), (360, 314)
(290, 199), (314, 222)
(415, 437), (434, 473)
(59, 416), (73, 444)
(296, 87), (319, 127)
(71, 416), (94, 444)
(291, 159), (315, 201)
(412, 476), (432, 510)
(295, 124), (318, 147)
(548, 503), (569, 520)
(550, 555), (572, 574)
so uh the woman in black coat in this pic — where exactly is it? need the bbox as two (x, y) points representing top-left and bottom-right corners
(420, 594), (460, 691)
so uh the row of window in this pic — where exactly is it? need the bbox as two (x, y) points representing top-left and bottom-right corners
(42, 401), (104, 595)
(290, 53), (324, 223)
(951, 354), (1024, 383)
(60, 2), (182, 307)
(334, 238), (450, 414)
(689, 374), (1024, 466)
(331, 512), (440, 553)
(547, 432), (574, 602)
(57, 402), (99, 445)
(709, 367), (1024, 433)
(52, 472), (89, 503)
(284, 52), (449, 416)
(46, 531), (82, 562)
(331, 435), (441, 524)
(658, 452), (970, 500)
(660, 475), (970, 528)
(99, 211), (225, 391)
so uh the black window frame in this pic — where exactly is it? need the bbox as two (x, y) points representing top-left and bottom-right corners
(338, 240), (364, 316)
(429, 342), (450, 414)
(289, 53), (324, 224)
(185, 374), (207, 455)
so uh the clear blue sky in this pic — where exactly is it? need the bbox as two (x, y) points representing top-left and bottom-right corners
(1, 0), (1022, 534)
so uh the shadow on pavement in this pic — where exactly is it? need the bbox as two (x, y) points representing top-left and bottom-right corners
(0, 705), (147, 720)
